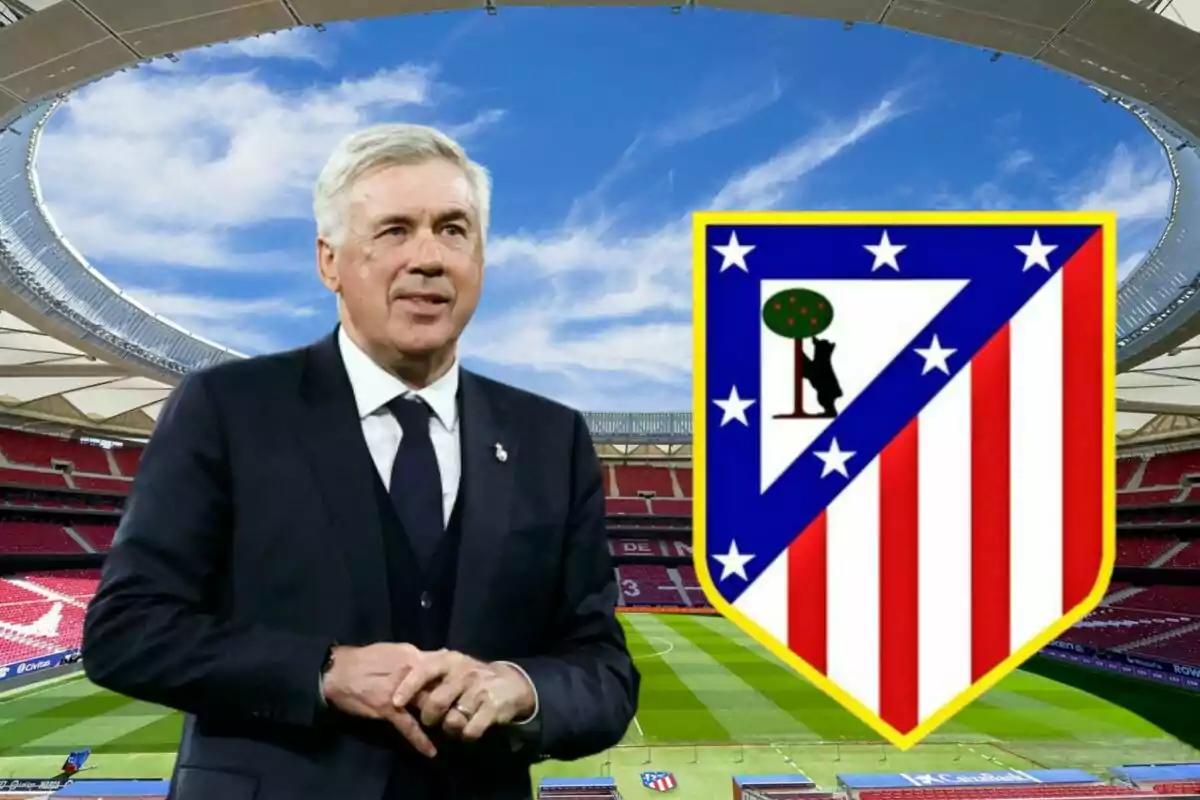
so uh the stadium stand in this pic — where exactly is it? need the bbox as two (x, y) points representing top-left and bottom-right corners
(1116, 536), (1178, 566)
(0, 425), (1195, 671)
(0, 576), (88, 663)
(617, 564), (686, 607)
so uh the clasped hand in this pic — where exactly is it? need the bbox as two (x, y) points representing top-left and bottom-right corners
(321, 643), (534, 757)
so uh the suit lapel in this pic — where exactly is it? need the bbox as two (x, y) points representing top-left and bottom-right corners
(291, 330), (393, 640)
(449, 370), (516, 646)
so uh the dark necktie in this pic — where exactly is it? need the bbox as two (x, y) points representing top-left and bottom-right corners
(387, 396), (444, 567)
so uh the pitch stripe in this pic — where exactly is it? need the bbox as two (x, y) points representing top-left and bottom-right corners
(917, 363), (974, 721)
(971, 324), (1011, 681)
(788, 512), (827, 673)
(827, 458), (881, 714)
(1063, 232), (1105, 611)
(1009, 268), (1065, 649)
(626, 613), (807, 741)
(879, 419), (919, 733)
(21, 698), (168, 751)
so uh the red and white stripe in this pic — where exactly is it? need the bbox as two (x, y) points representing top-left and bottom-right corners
(736, 231), (1105, 735)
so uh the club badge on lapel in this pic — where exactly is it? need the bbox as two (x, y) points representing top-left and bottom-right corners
(494, 442), (508, 463)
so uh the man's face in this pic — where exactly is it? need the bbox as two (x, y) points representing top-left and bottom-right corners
(319, 159), (483, 368)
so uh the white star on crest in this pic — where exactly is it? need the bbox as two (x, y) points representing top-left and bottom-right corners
(714, 540), (754, 581)
(713, 385), (755, 427)
(914, 334), (956, 375)
(713, 231), (755, 272)
(814, 438), (855, 478)
(865, 230), (906, 271)
(1016, 230), (1057, 271)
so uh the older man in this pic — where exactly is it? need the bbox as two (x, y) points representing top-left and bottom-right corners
(82, 124), (639, 800)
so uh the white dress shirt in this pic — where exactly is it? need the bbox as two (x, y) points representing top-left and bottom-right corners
(338, 326), (461, 526)
(331, 328), (539, 726)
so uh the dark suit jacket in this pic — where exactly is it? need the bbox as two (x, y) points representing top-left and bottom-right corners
(81, 330), (640, 800)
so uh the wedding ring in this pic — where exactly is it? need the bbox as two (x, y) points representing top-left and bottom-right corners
(454, 704), (472, 717)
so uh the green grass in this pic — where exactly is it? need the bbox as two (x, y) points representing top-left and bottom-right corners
(0, 612), (1195, 799)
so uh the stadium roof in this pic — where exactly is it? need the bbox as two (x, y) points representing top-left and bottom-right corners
(1, 0), (1200, 443)
(0, 307), (168, 439)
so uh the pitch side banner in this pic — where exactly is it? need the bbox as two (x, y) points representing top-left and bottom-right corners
(0, 649), (79, 683)
(1044, 640), (1200, 691)
(691, 211), (1116, 749)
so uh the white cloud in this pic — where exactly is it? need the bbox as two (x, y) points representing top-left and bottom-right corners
(652, 73), (783, 147)
(934, 140), (1171, 255)
(568, 73), (786, 224)
(445, 108), (508, 141)
(1060, 141), (1172, 225)
(197, 28), (332, 65)
(710, 88), (909, 210)
(1000, 149), (1033, 173)
(462, 89), (914, 407)
(929, 181), (1019, 211)
(36, 62), (503, 272)
(120, 286), (325, 355)
(1058, 140), (1171, 281)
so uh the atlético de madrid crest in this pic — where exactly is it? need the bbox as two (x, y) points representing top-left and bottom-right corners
(691, 211), (1117, 750)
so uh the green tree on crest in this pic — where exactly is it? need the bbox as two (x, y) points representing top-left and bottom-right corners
(762, 287), (836, 418)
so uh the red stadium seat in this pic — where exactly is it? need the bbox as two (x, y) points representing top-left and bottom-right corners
(0, 522), (84, 554)
(1164, 541), (1200, 568)
(616, 564), (685, 606)
(0, 467), (67, 490)
(72, 475), (131, 495)
(1118, 586), (1200, 616)
(675, 467), (692, 497)
(606, 497), (649, 515)
(1154, 784), (1200, 795)
(612, 465), (675, 498)
(1117, 489), (1180, 506)
(1059, 606), (1195, 650)
(0, 429), (112, 474)
(650, 498), (691, 516)
(73, 523), (118, 551)
(1116, 457), (1142, 490)
(1115, 536), (1176, 567)
(0, 576), (94, 666)
(111, 447), (142, 478)
(1140, 450), (1200, 488)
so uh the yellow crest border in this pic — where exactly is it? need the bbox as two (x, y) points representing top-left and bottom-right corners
(690, 210), (1118, 751)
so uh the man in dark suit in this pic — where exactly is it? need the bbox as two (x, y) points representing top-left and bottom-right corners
(81, 123), (640, 800)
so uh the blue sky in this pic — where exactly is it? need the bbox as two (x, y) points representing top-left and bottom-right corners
(34, 8), (1171, 412)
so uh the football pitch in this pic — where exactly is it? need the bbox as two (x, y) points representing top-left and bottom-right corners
(0, 612), (1196, 798)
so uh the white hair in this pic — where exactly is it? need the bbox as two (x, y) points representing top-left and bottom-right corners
(313, 123), (492, 247)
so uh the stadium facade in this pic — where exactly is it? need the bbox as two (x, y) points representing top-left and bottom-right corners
(0, 0), (1196, 443)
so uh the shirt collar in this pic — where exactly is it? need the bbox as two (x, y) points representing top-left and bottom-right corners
(337, 326), (460, 431)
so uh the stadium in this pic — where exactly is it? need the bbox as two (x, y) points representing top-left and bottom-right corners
(1, 0), (1200, 799)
